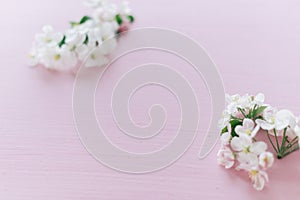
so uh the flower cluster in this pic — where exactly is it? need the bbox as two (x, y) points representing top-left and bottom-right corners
(217, 93), (299, 190)
(29, 0), (134, 71)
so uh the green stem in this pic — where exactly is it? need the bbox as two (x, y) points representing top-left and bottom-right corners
(286, 136), (298, 146)
(279, 128), (287, 153)
(281, 145), (299, 158)
(238, 108), (247, 118)
(266, 130), (278, 153)
(273, 129), (281, 151)
(276, 128), (299, 159)
(286, 140), (298, 149)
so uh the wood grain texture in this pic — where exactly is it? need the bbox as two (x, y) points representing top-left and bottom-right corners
(1, 0), (300, 199)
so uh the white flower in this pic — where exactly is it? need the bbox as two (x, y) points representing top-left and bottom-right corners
(225, 93), (266, 117)
(76, 45), (90, 61)
(237, 163), (269, 191)
(84, 0), (106, 8)
(218, 110), (230, 130)
(99, 37), (117, 55)
(276, 109), (296, 129)
(91, 1), (118, 21)
(248, 167), (269, 191)
(226, 94), (252, 114)
(35, 25), (63, 48)
(30, 0), (134, 71)
(74, 20), (96, 35)
(225, 94), (240, 105)
(217, 146), (235, 169)
(65, 29), (86, 50)
(101, 22), (118, 39)
(259, 152), (274, 169)
(251, 93), (265, 106)
(119, 1), (132, 15)
(102, 3), (118, 21)
(231, 134), (267, 168)
(40, 45), (77, 70)
(235, 118), (259, 138)
(29, 47), (40, 66)
(231, 135), (267, 155)
(87, 27), (103, 45)
(286, 117), (300, 144)
(256, 108), (295, 131)
(220, 132), (231, 145)
(84, 47), (109, 67)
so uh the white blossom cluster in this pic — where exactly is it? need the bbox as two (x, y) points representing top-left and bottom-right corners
(29, 0), (134, 71)
(217, 93), (300, 190)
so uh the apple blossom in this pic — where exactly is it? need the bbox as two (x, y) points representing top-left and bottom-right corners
(217, 147), (235, 169)
(248, 167), (269, 191)
(259, 152), (274, 169)
(29, 0), (134, 72)
(217, 93), (299, 191)
(235, 118), (259, 138)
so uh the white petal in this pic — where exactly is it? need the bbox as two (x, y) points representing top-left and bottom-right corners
(230, 137), (243, 152)
(100, 38), (117, 55)
(256, 119), (275, 131)
(235, 125), (245, 136)
(250, 125), (260, 138)
(243, 118), (255, 130)
(220, 132), (231, 145)
(254, 93), (265, 104)
(239, 134), (252, 147)
(237, 152), (258, 167)
(250, 141), (267, 155)
(259, 152), (274, 169)
(42, 25), (53, 33)
(275, 109), (295, 130)
(253, 174), (265, 191)
(217, 147), (235, 169)
(286, 128), (297, 140)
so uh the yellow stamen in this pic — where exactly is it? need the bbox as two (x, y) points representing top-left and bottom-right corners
(263, 157), (268, 163)
(246, 129), (251, 135)
(250, 170), (258, 177)
(70, 45), (76, 51)
(45, 37), (52, 43)
(271, 116), (275, 124)
(243, 146), (250, 153)
(54, 54), (61, 61)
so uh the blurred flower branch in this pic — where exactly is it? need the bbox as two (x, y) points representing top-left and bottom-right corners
(29, 0), (135, 71)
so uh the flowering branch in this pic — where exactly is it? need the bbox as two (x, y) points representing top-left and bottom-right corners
(29, 0), (135, 71)
(217, 93), (300, 191)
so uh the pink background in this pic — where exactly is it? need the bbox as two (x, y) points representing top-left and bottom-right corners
(1, 0), (300, 199)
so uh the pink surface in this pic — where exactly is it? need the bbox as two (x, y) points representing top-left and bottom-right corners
(1, 0), (300, 199)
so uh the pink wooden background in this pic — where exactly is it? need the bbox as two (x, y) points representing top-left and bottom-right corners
(1, 0), (300, 199)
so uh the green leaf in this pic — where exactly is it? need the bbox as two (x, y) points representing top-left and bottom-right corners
(230, 119), (242, 126)
(58, 35), (66, 47)
(83, 34), (89, 45)
(70, 21), (79, 27)
(229, 119), (242, 137)
(128, 15), (134, 22)
(253, 106), (268, 118)
(220, 119), (242, 137)
(70, 16), (92, 28)
(115, 14), (123, 25)
(79, 16), (92, 24)
(221, 126), (228, 134)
